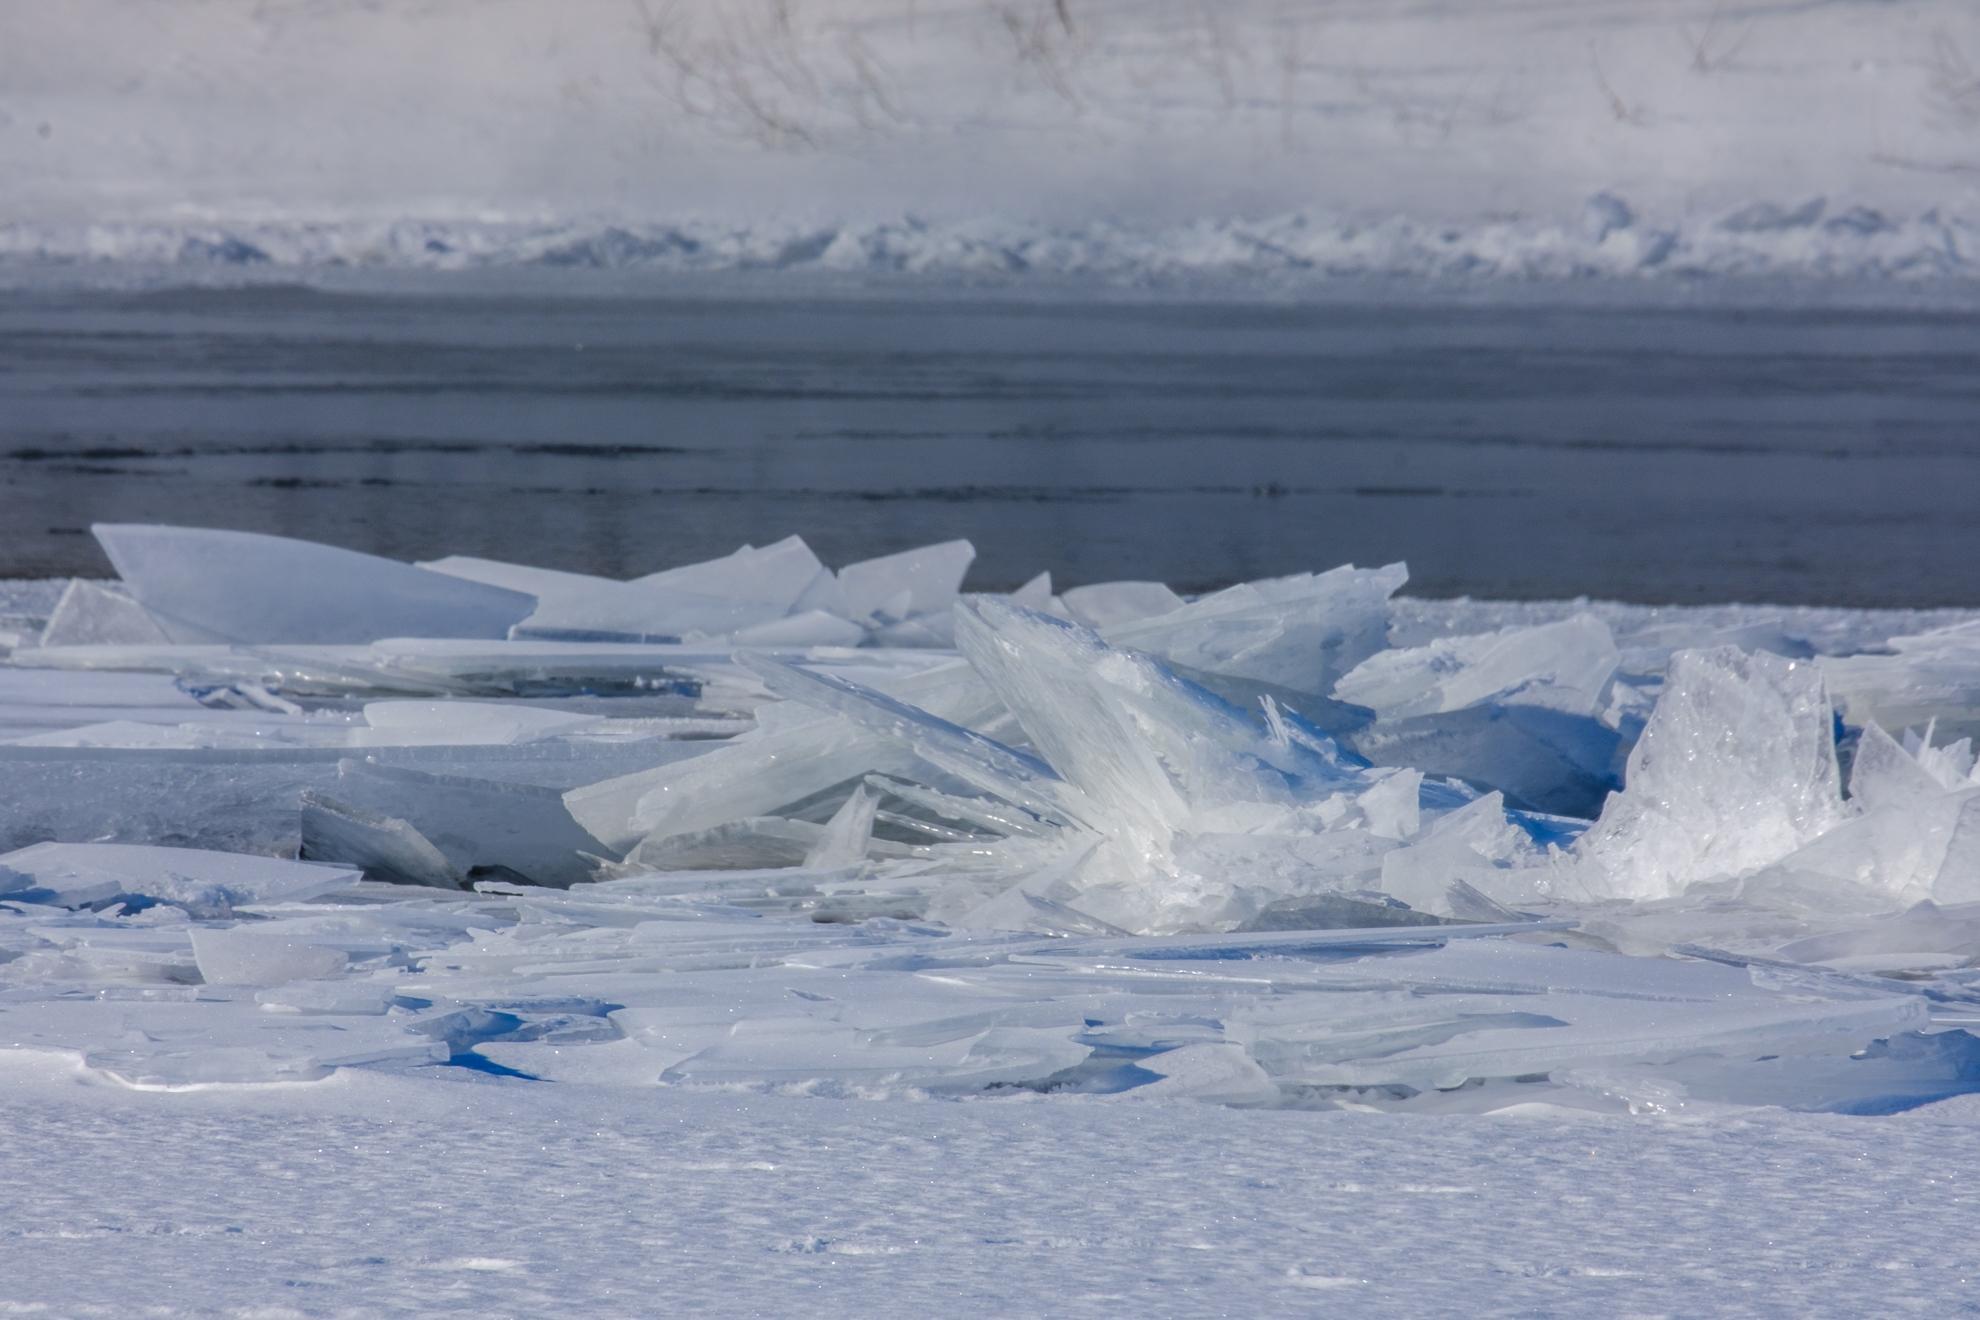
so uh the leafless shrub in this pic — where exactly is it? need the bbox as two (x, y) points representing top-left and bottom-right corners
(1187, 0), (1240, 112)
(991, 1), (1083, 106)
(1591, 46), (1649, 127)
(628, 0), (840, 148)
(1925, 30), (1980, 126)
(1678, 5), (1752, 74)
(840, 29), (909, 129)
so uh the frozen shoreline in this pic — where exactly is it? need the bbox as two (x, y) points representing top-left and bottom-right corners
(5, 202), (1980, 295)
(8, 0), (1980, 293)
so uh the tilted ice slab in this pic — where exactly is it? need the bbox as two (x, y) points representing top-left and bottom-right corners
(94, 524), (536, 645)
(36, 579), (170, 649)
(1825, 621), (1980, 745)
(1576, 648), (1845, 902)
(74, 526), (988, 655)
(565, 563), (1406, 856)
(728, 597), (1519, 933)
(1338, 613), (1627, 816)
(495, 535), (973, 647)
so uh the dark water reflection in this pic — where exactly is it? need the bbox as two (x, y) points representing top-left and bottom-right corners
(2, 287), (1976, 605)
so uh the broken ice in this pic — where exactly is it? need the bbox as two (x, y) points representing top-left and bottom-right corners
(2, 522), (1980, 1111)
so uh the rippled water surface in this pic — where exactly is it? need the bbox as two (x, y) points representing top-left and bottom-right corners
(3, 286), (1976, 605)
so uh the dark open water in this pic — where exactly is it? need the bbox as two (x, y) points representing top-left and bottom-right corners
(2, 285), (1977, 605)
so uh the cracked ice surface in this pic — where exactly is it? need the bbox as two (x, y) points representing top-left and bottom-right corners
(4, 524), (1980, 1116)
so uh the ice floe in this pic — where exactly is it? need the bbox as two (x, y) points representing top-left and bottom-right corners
(4, 523), (1980, 1111)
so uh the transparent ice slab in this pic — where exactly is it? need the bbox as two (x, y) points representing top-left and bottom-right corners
(93, 524), (536, 645)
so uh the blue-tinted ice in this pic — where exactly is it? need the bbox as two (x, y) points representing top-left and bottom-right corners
(2, 523), (1979, 1111)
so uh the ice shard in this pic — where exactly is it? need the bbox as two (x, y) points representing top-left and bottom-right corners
(1577, 648), (1844, 900)
(565, 565), (1404, 854)
(1061, 581), (1186, 630)
(94, 524), (536, 645)
(837, 540), (975, 624)
(37, 579), (172, 648)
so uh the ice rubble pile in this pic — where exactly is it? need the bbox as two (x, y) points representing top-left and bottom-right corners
(4, 522), (1980, 1112)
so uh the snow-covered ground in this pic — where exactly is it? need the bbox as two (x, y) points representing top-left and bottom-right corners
(5, 1052), (1980, 1317)
(6, 0), (1980, 284)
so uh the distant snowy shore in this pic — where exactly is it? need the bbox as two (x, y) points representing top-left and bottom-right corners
(6, 0), (1979, 289)
(5, 199), (1978, 288)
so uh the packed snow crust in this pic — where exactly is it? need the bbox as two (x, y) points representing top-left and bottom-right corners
(6, 523), (1980, 1123)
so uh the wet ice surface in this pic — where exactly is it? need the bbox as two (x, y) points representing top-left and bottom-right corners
(6, 288), (1980, 605)
(9, 526), (1980, 1312)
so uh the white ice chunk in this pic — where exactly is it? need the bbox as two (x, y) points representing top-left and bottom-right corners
(1335, 614), (1618, 720)
(360, 701), (602, 746)
(313, 758), (609, 887)
(1008, 571), (1057, 612)
(1849, 721), (1962, 813)
(1351, 703), (1622, 818)
(867, 609), (958, 649)
(803, 786), (878, 870)
(510, 537), (837, 641)
(1824, 620), (1980, 745)
(1905, 723), (1979, 787)
(38, 579), (171, 648)
(1753, 788), (1980, 906)
(1577, 648), (1843, 900)
(1107, 562), (1406, 701)
(562, 566), (1403, 853)
(1379, 793), (1548, 917)
(730, 610), (868, 649)
(950, 885), (1129, 936)
(189, 927), (349, 985)
(635, 536), (830, 611)
(837, 540), (975, 623)
(414, 555), (615, 598)
(0, 842), (360, 914)
(515, 580), (790, 642)
(298, 791), (467, 890)
(1061, 581), (1185, 630)
(566, 658), (1000, 852)
(743, 650), (1086, 831)
(93, 524), (535, 644)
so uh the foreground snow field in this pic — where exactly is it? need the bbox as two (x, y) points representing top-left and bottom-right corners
(8, 525), (1980, 1312)
(6, 0), (1980, 284)
(4, 1053), (1980, 1317)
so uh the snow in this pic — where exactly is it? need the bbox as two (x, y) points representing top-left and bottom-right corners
(0, 1056), (1974, 1317)
(5, 0), (1980, 288)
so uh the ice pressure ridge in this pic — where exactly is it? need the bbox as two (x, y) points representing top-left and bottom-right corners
(3, 523), (1980, 1113)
